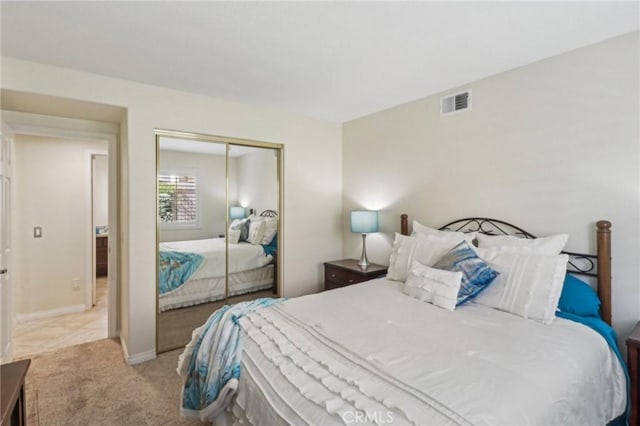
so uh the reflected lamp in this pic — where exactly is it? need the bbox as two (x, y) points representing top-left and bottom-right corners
(350, 210), (379, 267)
(230, 206), (246, 220)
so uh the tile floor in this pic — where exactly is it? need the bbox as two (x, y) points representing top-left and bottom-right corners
(13, 277), (108, 359)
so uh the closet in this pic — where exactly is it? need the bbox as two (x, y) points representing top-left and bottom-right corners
(155, 130), (282, 353)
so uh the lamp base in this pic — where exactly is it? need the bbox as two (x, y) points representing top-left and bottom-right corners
(358, 233), (370, 268)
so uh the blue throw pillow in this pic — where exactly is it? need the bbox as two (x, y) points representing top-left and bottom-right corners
(432, 241), (499, 306)
(557, 274), (601, 318)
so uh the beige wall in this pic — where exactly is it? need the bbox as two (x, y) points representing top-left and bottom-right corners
(2, 57), (343, 360)
(343, 32), (640, 342)
(92, 154), (108, 228)
(236, 148), (278, 214)
(14, 134), (108, 316)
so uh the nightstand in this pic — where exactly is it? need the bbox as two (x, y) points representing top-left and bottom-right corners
(324, 259), (388, 291)
(1, 358), (31, 426)
(627, 321), (640, 425)
(96, 235), (108, 277)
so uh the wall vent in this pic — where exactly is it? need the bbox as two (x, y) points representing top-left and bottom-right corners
(441, 90), (472, 115)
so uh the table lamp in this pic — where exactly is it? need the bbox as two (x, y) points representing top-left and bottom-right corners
(351, 210), (379, 267)
(230, 207), (246, 220)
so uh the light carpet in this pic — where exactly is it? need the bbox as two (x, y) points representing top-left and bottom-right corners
(25, 338), (204, 425)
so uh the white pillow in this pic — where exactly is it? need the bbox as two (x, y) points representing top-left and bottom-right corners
(473, 247), (568, 324)
(229, 218), (247, 228)
(247, 213), (269, 222)
(412, 220), (476, 244)
(387, 233), (460, 282)
(476, 233), (568, 255)
(260, 217), (278, 245)
(227, 229), (241, 244)
(247, 220), (266, 245)
(403, 261), (462, 311)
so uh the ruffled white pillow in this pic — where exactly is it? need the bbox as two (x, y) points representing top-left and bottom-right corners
(403, 261), (462, 311)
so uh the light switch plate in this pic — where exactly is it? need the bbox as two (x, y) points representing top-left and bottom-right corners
(34, 226), (42, 238)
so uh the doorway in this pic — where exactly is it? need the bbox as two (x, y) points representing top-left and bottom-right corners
(0, 121), (14, 362)
(0, 92), (123, 362)
(6, 128), (117, 359)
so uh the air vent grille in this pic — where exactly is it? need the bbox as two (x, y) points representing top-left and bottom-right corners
(441, 90), (472, 115)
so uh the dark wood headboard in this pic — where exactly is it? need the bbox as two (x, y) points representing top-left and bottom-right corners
(400, 214), (613, 325)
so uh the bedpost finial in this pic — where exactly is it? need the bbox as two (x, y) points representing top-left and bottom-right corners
(400, 214), (409, 236)
(596, 220), (611, 231)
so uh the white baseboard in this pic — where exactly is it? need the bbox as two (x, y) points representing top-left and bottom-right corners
(120, 335), (156, 365)
(16, 304), (86, 323)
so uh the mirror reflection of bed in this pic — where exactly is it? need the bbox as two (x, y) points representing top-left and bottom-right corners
(156, 134), (281, 353)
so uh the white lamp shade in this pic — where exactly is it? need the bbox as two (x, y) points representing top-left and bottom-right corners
(350, 210), (379, 234)
(230, 207), (246, 219)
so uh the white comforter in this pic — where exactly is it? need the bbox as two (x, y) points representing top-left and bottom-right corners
(232, 279), (626, 425)
(159, 238), (272, 281)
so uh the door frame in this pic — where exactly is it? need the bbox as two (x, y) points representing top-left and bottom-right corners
(87, 152), (108, 309)
(8, 123), (119, 339)
(0, 120), (15, 363)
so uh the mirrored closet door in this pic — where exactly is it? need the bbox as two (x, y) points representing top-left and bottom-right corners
(156, 131), (282, 353)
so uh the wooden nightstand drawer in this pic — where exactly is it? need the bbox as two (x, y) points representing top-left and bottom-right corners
(324, 259), (387, 291)
(325, 279), (350, 291)
(325, 267), (367, 286)
(627, 321), (640, 425)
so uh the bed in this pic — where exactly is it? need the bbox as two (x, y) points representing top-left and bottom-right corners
(159, 211), (278, 311)
(178, 215), (627, 425)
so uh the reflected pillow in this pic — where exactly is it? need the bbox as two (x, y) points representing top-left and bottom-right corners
(228, 229), (241, 244)
(230, 218), (250, 242)
(261, 217), (278, 245)
(403, 261), (462, 311)
(432, 241), (499, 306)
(247, 220), (266, 245)
(262, 233), (277, 256)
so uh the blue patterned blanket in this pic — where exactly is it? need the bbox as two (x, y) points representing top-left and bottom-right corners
(158, 251), (204, 295)
(177, 298), (283, 421)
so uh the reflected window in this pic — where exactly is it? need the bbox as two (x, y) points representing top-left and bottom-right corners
(158, 171), (198, 226)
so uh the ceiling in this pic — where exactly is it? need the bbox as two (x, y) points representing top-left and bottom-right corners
(2, 2), (638, 122)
